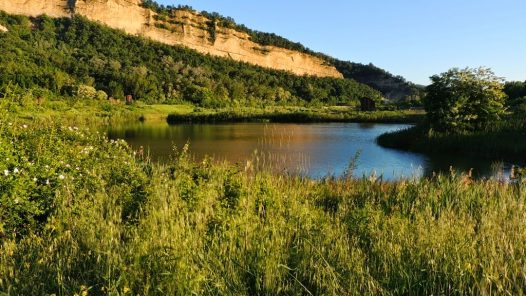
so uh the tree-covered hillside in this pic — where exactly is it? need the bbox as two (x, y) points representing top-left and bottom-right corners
(140, 1), (421, 101)
(0, 12), (382, 107)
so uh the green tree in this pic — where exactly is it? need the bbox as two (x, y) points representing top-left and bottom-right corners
(424, 67), (506, 132)
(504, 81), (526, 113)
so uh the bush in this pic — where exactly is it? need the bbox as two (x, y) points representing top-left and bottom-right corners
(76, 85), (97, 99)
(0, 113), (149, 236)
(96, 89), (108, 100)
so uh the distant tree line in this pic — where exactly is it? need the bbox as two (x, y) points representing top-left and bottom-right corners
(0, 12), (381, 107)
(504, 80), (526, 113)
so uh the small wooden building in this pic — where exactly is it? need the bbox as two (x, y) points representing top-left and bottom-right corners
(360, 97), (376, 111)
(125, 95), (133, 105)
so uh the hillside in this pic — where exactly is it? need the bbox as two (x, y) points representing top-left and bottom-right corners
(0, 12), (380, 106)
(0, 0), (341, 78)
(0, 0), (418, 101)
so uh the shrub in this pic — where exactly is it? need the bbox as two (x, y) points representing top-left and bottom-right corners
(0, 113), (149, 236)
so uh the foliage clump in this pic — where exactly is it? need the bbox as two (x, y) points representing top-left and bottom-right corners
(424, 67), (506, 132)
(0, 109), (149, 237)
(504, 80), (526, 113)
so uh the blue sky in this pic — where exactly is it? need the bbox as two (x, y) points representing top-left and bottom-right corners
(155, 0), (525, 85)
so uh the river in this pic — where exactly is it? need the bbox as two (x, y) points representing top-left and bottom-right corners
(108, 122), (513, 180)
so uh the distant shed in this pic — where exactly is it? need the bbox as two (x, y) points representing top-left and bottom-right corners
(360, 97), (376, 111)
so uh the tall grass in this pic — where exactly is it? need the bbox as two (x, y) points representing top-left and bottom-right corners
(1, 114), (526, 295)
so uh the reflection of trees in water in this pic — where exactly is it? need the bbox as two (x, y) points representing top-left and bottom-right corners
(423, 155), (514, 180)
(258, 125), (311, 175)
(108, 122), (520, 180)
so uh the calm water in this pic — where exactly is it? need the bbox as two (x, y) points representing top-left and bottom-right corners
(107, 122), (513, 180)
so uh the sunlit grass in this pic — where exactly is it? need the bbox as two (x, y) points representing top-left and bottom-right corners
(1, 111), (525, 295)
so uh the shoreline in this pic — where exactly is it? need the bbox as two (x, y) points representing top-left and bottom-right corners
(10, 101), (425, 125)
(377, 122), (526, 163)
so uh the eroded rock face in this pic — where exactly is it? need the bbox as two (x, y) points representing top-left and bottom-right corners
(0, 0), (343, 78)
(75, 0), (147, 35)
(0, 0), (69, 17)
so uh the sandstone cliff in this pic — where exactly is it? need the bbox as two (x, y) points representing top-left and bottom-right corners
(0, 0), (343, 78)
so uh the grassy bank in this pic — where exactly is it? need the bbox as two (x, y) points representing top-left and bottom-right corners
(1, 112), (526, 295)
(5, 94), (424, 125)
(3, 96), (192, 125)
(166, 106), (424, 124)
(377, 116), (526, 160)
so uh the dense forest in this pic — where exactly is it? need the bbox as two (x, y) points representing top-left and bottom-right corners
(0, 12), (381, 107)
(140, 0), (420, 101)
(504, 80), (526, 112)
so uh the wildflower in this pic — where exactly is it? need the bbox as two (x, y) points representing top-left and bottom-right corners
(58, 174), (65, 180)
(46, 179), (50, 185)
(33, 177), (37, 182)
(13, 168), (19, 174)
(123, 287), (131, 294)
(3, 169), (9, 176)
(22, 124), (28, 129)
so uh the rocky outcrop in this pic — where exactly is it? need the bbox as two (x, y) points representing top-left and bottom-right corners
(0, 0), (343, 78)
(0, 0), (69, 18)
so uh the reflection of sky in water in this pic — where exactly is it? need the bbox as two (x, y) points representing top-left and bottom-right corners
(108, 122), (518, 180)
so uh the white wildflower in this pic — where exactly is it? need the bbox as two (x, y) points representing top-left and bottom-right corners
(13, 168), (19, 174)
(22, 124), (28, 129)
(3, 169), (9, 176)
(58, 174), (65, 180)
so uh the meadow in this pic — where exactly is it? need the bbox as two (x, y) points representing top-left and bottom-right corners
(1, 104), (525, 295)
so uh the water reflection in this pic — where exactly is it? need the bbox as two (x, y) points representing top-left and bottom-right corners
(107, 122), (515, 180)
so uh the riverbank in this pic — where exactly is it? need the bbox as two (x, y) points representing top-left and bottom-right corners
(377, 116), (526, 160)
(6, 98), (424, 125)
(1, 114), (525, 295)
(166, 106), (424, 124)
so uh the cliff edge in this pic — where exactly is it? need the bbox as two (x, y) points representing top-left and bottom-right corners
(0, 0), (343, 78)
